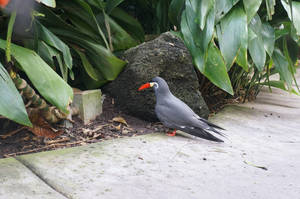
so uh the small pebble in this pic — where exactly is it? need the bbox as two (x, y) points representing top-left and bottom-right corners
(203, 158), (207, 161)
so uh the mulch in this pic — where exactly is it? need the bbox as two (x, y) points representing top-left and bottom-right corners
(0, 95), (167, 159)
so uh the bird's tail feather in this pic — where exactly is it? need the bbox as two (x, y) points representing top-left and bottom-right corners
(184, 128), (224, 142)
(199, 118), (225, 130)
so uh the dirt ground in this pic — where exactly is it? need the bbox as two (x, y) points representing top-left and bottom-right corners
(0, 95), (167, 159)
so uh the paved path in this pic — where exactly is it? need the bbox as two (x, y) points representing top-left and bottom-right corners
(1, 80), (300, 199)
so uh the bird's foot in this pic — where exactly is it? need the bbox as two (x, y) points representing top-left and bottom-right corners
(167, 130), (176, 136)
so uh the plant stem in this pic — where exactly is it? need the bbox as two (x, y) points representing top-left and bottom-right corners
(6, 10), (16, 63)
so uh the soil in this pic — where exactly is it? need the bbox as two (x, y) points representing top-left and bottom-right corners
(0, 95), (167, 159)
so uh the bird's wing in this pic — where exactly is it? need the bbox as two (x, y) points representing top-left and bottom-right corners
(155, 95), (210, 129)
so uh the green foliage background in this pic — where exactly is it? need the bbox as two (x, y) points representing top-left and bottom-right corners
(0, 0), (299, 126)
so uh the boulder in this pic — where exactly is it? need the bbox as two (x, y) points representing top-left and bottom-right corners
(104, 32), (209, 121)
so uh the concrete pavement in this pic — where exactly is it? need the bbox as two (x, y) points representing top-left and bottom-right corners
(1, 79), (300, 198)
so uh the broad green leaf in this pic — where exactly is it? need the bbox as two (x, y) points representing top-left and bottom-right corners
(24, 40), (69, 81)
(215, 0), (240, 22)
(261, 22), (275, 56)
(58, 0), (109, 49)
(272, 48), (293, 90)
(65, 12), (101, 43)
(243, 0), (262, 23)
(168, 0), (185, 27)
(259, 80), (299, 95)
(248, 28), (266, 71)
(72, 46), (100, 81)
(110, 7), (145, 42)
(106, 0), (124, 14)
(285, 36), (300, 64)
(265, 0), (276, 20)
(204, 42), (234, 95)
(275, 22), (292, 40)
(283, 37), (299, 91)
(50, 29), (126, 80)
(156, 0), (171, 33)
(181, 2), (215, 71)
(0, 63), (32, 127)
(197, 0), (215, 30)
(38, 41), (68, 81)
(81, 68), (108, 89)
(86, 41), (126, 80)
(0, 40), (73, 113)
(35, 22), (72, 70)
(36, 0), (56, 8)
(281, 0), (300, 35)
(95, 13), (139, 51)
(248, 15), (266, 71)
(216, 6), (248, 71)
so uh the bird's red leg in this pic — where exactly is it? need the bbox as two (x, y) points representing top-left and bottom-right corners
(167, 129), (176, 136)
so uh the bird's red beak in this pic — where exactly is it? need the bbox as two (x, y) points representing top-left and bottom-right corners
(138, 82), (155, 91)
(138, 82), (151, 91)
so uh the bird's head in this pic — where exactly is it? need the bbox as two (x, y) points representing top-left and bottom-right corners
(138, 77), (170, 96)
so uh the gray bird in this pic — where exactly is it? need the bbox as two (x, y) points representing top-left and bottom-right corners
(138, 77), (225, 142)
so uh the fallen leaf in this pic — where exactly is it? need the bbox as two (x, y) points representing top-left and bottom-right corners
(27, 109), (63, 138)
(112, 116), (128, 126)
(115, 124), (121, 131)
(90, 124), (110, 133)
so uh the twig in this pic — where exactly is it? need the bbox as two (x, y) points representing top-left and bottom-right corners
(44, 137), (70, 145)
(0, 127), (26, 139)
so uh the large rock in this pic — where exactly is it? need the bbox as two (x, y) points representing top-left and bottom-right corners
(104, 32), (209, 121)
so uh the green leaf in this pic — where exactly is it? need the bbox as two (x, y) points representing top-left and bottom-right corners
(156, 0), (171, 33)
(197, 0), (215, 30)
(215, 0), (240, 22)
(95, 13), (139, 51)
(216, 6), (248, 71)
(259, 80), (299, 95)
(72, 46), (100, 81)
(59, 0), (110, 49)
(168, 0), (185, 27)
(0, 40), (73, 113)
(265, 0), (276, 20)
(39, 41), (68, 81)
(0, 62), (32, 127)
(261, 22), (275, 56)
(36, 0), (56, 8)
(204, 42), (234, 95)
(51, 29), (127, 80)
(281, 0), (300, 35)
(243, 0), (262, 23)
(283, 37), (299, 91)
(272, 48), (293, 90)
(110, 7), (145, 42)
(106, 0), (124, 14)
(180, 1), (215, 71)
(24, 40), (69, 82)
(35, 21), (72, 70)
(248, 15), (266, 71)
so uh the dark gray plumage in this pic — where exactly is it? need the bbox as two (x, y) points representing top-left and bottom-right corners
(149, 77), (225, 142)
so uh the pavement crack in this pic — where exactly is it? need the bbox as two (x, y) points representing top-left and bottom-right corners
(15, 157), (72, 199)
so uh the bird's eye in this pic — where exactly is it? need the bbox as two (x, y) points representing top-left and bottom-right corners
(153, 82), (159, 89)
